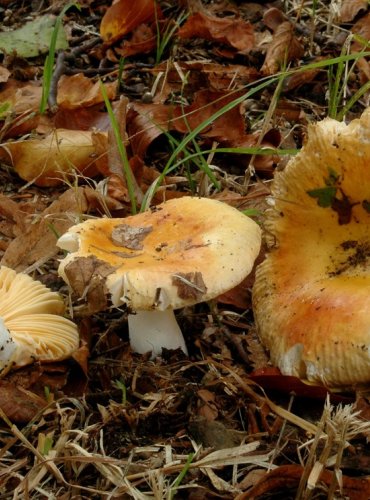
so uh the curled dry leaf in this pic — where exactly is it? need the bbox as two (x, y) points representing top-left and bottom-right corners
(52, 106), (111, 132)
(0, 381), (46, 423)
(283, 59), (324, 92)
(152, 61), (259, 99)
(340, 0), (368, 23)
(237, 464), (370, 500)
(0, 65), (10, 83)
(351, 11), (370, 82)
(173, 89), (247, 142)
(100, 0), (160, 45)
(127, 102), (175, 158)
(114, 23), (157, 58)
(128, 91), (247, 158)
(57, 74), (116, 109)
(0, 129), (105, 186)
(261, 8), (304, 75)
(0, 79), (42, 114)
(1, 187), (89, 271)
(177, 11), (255, 53)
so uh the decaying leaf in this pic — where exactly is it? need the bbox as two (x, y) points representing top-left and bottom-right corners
(0, 381), (46, 423)
(0, 129), (105, 186)
(177, 11), (255, 53)
(238, 464), (370, 500)
(261, 8), (304, 75)
(0, 14), (68, 58)
(351, 11), (370, 82)
(1, 187), (90, 271)
(0, 65), (10, 83)
(114, 23), (157, 58)
(340, 0), (368, 23)
(57, 74), (116, 109)
(100, 0), (160, 45)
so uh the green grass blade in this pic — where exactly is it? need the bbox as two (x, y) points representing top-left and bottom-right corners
(100, 81), (137, 214)
(40, 2), (80, 114)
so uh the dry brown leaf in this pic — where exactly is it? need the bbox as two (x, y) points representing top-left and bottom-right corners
(351, 11), (370, 82)
(100, 0), (160, 45)
(52, 106), (110, 132)
(127, 102), (175, 158)
(1, 187), (89, 271)
(261, 8), (304, 76)
(197, 389), (218, 421)
(340, 0), (368, 23)
(0, 194), (27, 239)
(0, 65), (10, 83)
(57, 74), (116, 109)
(152, 61), (259, 100)
(177, 11), (254, 53)
(0, 381), (46, 423)
(0, 79), (42, 114)
(115, 22), (157, 57)
(283, 59), (324, 92)
(236, 464), (370, 500)
(173, 89), (246, 142)
(0, 129), (104, 186)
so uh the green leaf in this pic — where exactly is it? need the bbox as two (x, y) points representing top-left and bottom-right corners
(325, 167), (339, 186)
(362, 199), (370, 213)
(0, 15), (68, 58)
(307, 186), (337, 207)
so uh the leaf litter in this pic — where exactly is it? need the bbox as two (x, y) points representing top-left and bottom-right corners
(0, 0), (370, 498)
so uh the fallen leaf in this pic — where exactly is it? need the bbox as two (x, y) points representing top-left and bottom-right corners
(57, 74), (116, 109)
(0, 65), (10, 83)
(283, 60), (324, 92)
(0, 381), (46, 423)
(51, 105), (111, 132)
(127, 102), (175, 158)
(1, 187), (90, 271)
(100, 0), (161, 45)
(249, 367), (354, 403)
(351, 11), (370, 82)
(0, 15), (68, 58)
(0, 129), (104, 186)
(236, 464), (370, 500)
(261, 8), (304, 75)
(197, 389), (218, 421)
(152, 61), (259, 99)
(0, 194), (27, 239)
(177, 11), (255, 53)
(115, 23), (157, 58)
(340, 0), (368, 23)
(173, 89), (247, 142)
(0, 79), (42, 114)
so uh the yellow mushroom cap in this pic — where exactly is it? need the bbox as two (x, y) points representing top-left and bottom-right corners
(57, 197), (262, 312)
(0, 266), (79, 376)
(253, 108), (370, 389)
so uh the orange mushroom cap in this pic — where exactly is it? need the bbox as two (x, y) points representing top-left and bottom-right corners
(253, 109), (370, 389)
(57, 197), (261, 356)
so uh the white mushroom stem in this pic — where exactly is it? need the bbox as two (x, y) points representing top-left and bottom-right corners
(128, 310), (188, 357)
(0, 317), (17, 375)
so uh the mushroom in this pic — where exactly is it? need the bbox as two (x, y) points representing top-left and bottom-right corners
(0, 266), (79, 376)
(253, 108), (370, 389)
(57, 196), (261, 356)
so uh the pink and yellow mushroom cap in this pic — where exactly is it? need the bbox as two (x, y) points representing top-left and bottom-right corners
(253, 108), (370, 389)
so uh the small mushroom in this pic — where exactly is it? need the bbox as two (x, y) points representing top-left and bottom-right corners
(57, 197), (261, 356)
(253, 108), (370, 389)
(0, 266), (79, 376)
